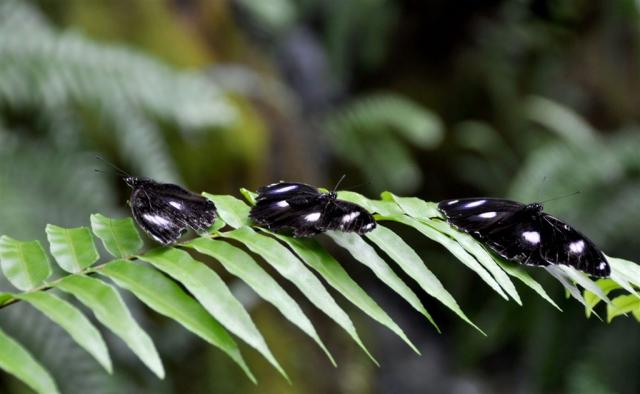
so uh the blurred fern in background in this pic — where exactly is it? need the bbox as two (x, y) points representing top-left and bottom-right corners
(0, 0), (234, 182)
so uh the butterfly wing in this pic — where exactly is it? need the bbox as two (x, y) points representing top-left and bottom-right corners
(130, 187), (187, 245)
(481, 215), (549, 267)
(438, 198), (525, 237)
(439, 198), (610, 277)
(144, 182), (217, 233)
(439, 198), (549, 266)
(250, 188), (326, 237)
(320, 200), (377, 234)
(255, 182), (320, 201)
(539, 214), (610, 277)
(250, 182), (376, 237)
(130, 180), (216, 245)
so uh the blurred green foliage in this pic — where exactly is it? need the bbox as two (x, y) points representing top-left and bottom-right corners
(1, 0), (640, 393)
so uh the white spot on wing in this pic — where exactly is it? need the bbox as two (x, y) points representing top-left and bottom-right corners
(305, 212), (321, 222)
(464, 200), (486, 208)
(522, 231), (540, 244)
(169, 201), (182, 209)
(478, 211), (497, 219)
(447, 200), (459, 205)
(276, 201), (289, 208)
(569, 240), (585, 254)
(143, 213), (171, 226)
(363, 222), (375, 230)
(341, 211), (360, 223)
(271, 185), (297, 193)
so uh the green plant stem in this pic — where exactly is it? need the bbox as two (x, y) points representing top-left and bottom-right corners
(0, 261), (123, 310)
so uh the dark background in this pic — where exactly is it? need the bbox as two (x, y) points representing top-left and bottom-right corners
(0, 0), (639, 393)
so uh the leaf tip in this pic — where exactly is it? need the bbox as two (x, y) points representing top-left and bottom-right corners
(424, 315), (441, 334)
(153, 363), (166, 379)
(104, 361), (114, 375)
(326, 350), (338, 368)
(412, 346), (422, 356)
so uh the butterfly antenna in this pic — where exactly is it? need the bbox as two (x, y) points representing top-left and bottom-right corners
(536, 175), (548, 202)
(95, 155), (130, 177)
(345, 181), (371, 191)
(332, 174), (347, 193)
(540, 191), (581, 204)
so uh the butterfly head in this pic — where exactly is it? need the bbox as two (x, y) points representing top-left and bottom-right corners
(327, 175), (346, 200)
(525, 203), (543, 213)
(123, 176), (152, 189)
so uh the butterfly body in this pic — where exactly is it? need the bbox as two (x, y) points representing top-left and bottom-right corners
(250, 182), (376, 237)
(125, 177), (216, 245)
(438, 198), (610, 278)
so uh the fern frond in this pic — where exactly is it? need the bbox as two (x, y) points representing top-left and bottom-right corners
(0, 188), (638, 392)
(324, 93), (443, 192)
(0, 0), (237, 181)
(0, 0), (234, 129)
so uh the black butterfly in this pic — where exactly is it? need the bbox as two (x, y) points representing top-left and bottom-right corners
(249, 181), (376, 237)
(124, 176), (217, 245)
(438, 198), (610, 278)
